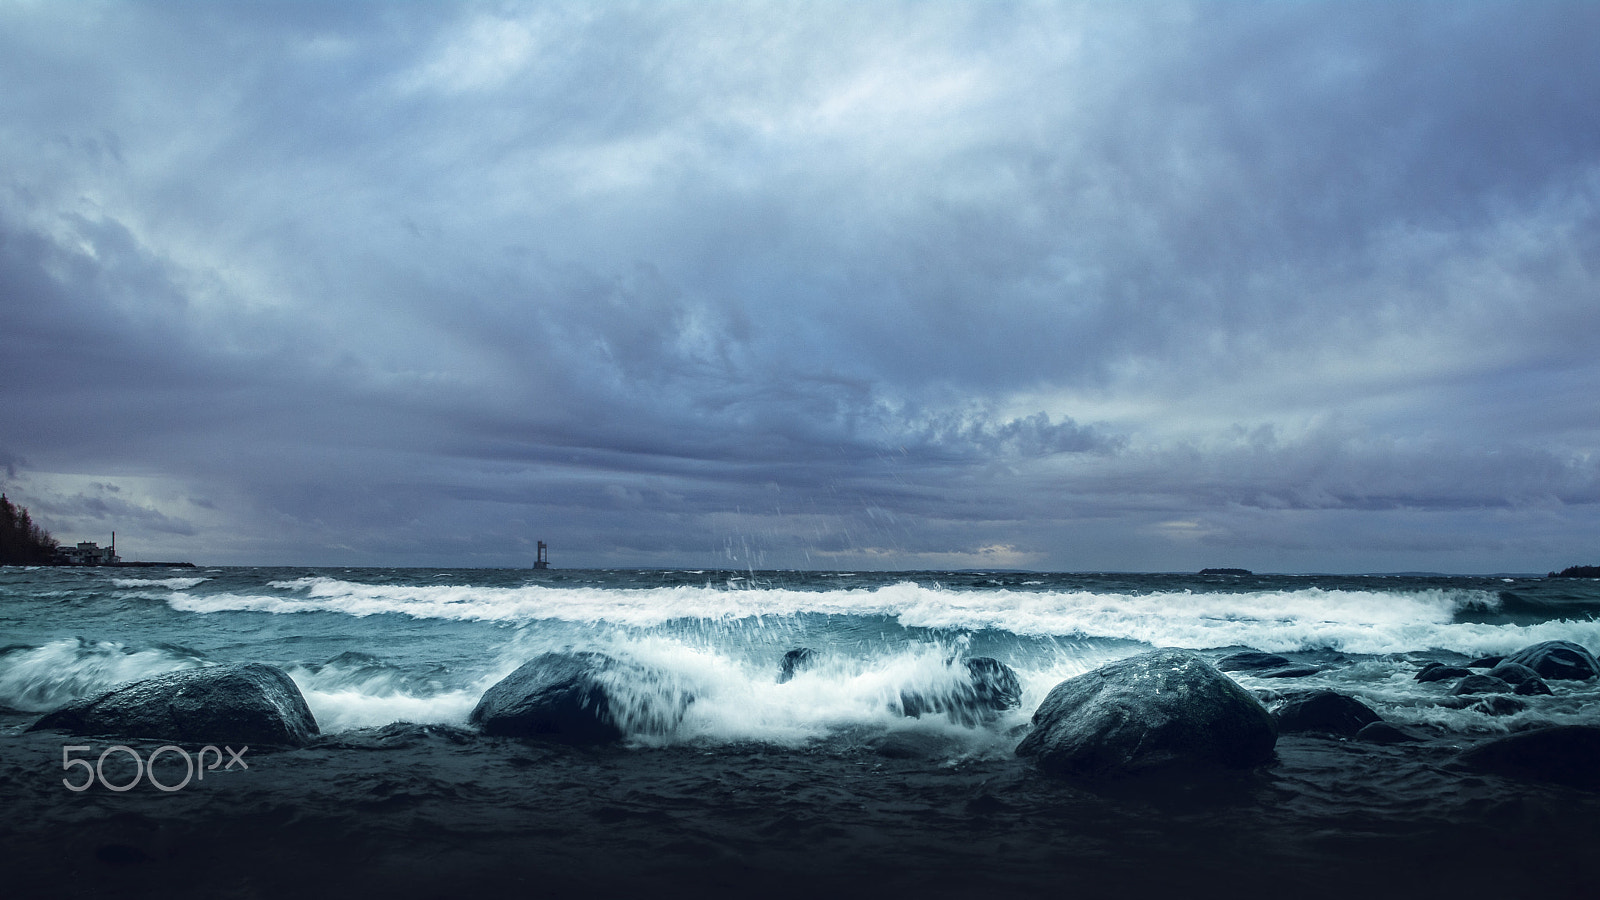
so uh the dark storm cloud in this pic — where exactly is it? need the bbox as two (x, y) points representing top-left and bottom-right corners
(1, 1), (1597, 571)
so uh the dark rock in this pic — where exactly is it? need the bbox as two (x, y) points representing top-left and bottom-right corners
(1470, 695), (1527, 716)
(1215, 651), (1292, 672)
(1451, 675), (1513, 696)
(776, 648), (817, 684)
(1466, 655), (1504, 669)
(1257, 666), (1322, 678)
(1514, 677), (1553, 696)
(1415, 665), (1474, 683)
(1015, 649), (1276, 777)
(1271, 690), (1381, 736)
(1456, 725), (1600, 788)
(1485, 662), (1540, 685)
(1501, 640), (1600, 681)
(26, 663), (319, 746)
(313, 722), (480, 751)
(1355, 721), (1422, 744)
(468, 651), (691, 743)
(1215, 652), (1320, 677)
(899, 657), (1022, 726)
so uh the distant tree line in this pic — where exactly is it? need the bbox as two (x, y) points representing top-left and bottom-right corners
(0, 494), (58, 565)
(1549, 564), (1600, 578)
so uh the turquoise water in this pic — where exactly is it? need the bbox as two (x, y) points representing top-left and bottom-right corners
(4, 566), (1599, 742)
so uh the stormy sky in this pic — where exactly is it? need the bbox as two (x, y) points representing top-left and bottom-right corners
(2, 1), (1597, 572)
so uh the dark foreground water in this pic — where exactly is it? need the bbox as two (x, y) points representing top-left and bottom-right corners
(3, 567), (1599, 897)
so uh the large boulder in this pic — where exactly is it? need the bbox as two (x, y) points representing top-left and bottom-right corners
(469, 651), (691, 743)
(1270, 690), (1382, 736)
(1500, 641), (1599, 681)
(899, 657), (1023, 726)
(1015, 649), (1276, 777)
(26, 663), (318, 747)
(1456, 725), (1600, 789)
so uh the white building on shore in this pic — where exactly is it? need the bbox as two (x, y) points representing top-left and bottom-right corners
(55, 534), (121, 566)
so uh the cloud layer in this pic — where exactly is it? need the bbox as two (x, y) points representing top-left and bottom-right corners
(2, 1), (1597, 572)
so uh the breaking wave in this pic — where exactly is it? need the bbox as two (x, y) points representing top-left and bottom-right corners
(155, 578), (1600, 656)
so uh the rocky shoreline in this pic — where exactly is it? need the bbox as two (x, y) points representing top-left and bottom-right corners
(5, 642), (1599, 898)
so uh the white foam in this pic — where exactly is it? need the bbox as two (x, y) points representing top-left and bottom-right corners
(293, 686), (484, 733)
(0, 639), (205, 712)
(157, 578), (1600, 657)
(113, 576), (209, 590)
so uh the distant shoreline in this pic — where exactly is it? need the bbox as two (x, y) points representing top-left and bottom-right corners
(40, 560), (198, 569)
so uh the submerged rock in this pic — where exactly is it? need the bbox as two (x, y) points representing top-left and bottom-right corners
(899, 657), (1023, 726)
(1469, 695), (1528, 716)
(1257, 666), (1322, 678)
(776, 648), (817, 684)
(1451, 675), (1514, 696)
(1355, 721), (1422, 744)
(1215, 651), (1319, 679)
(469, 651), (692, 744)
(1015, 649), (1276, 777)
(1415, 664), (1474, 683)
(1270, 690), (1381, 736)
(1216, 651), (1292, 671)
(1485, 661), (1541, 685)
(1456, 725), (1600, 788)
(1514, 677), (1554, 696)
(26, 663), (319, 747)
(1500, 641), (1600, 681)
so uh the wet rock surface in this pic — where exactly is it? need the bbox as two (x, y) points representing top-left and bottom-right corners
(899, 656), (1023, 726)
(1270, 690), (1382, 736)
(26, 663), (319, 747)
(1016, 649), (1276, 776)
(469, 651), (691, 743)
(1501, 641), (1600, 681)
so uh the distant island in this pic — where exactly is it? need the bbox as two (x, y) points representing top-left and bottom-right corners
(1549, 565), (1600, 578)
(1199, 568), (1253, 576)
(0, 494), (192, 567)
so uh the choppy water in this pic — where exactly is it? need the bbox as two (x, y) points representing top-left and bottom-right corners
(4, 566), (1599, 742)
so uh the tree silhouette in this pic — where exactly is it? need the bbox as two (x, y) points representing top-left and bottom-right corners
(0, 494), (58, 565)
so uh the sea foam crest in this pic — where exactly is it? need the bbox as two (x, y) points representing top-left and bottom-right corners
(113, 576), (209, 590)
(0, 638), (207, 713)
(283, 651), (485, 733)
(160, 577), (1569, 655)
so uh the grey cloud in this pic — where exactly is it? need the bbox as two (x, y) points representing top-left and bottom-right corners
(1, 2), (1597, 571)
(37, 488), (199, 538)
